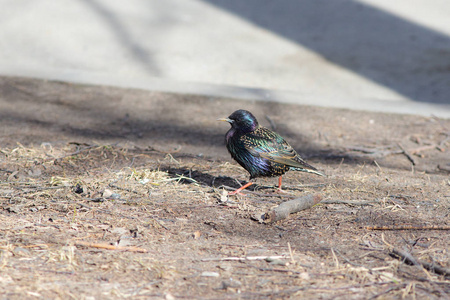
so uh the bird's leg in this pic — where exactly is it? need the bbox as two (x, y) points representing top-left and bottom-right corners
(277, 176), (283, 191)
(228, 182), (254, 196)
(274, 176), (289, 194)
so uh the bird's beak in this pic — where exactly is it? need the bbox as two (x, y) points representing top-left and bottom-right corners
(217, 117), (232, 123)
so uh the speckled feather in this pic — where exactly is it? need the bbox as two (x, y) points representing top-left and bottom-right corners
(222, 109), (324, 180)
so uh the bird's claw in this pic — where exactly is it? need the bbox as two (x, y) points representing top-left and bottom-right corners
(227, 190), (247, 196)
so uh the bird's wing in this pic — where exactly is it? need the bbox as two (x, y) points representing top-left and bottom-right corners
(244, 127), (319, 172)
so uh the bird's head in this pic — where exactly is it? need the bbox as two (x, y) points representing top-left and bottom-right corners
(218, 109), (259, 133)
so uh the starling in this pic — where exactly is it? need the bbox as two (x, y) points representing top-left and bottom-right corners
(218, 109), (324, 195)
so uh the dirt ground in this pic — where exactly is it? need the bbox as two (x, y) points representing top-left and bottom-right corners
(0, 76), (449, 299)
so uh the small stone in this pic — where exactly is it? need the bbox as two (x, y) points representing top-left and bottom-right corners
(193, 231), (201, 239)
(201, 271), (219, 277)
(165, 293), (175, 300)
(109, 193), (121, 199)
(220, 190), (228, 203)
(299, 272), (310, 280)
(102, 189), (113, 198)
(219, 279), (241, 289)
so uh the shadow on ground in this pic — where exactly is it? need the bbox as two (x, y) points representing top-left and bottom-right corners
(0, 109), (448, 298)
(0, 76), (448, 176)
(204, 0), (450, 104)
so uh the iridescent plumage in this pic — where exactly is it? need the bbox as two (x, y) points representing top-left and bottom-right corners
(218, 109), (324, 194)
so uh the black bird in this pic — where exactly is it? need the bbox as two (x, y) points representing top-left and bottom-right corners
(218, 109), (324, 195)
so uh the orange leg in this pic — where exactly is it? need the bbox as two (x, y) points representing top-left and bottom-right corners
(278, 176), (283, 191)
(228, 182), (254, 196)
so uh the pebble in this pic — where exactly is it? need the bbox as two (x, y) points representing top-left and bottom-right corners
(201, 271), (220, 277)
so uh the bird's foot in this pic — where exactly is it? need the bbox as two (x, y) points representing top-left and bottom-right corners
(274, 188), (289, 194)
(227, 190), (247, 196)
(227, 182), (254, 196)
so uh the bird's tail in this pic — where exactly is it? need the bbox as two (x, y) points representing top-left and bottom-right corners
(304, 168), (326, 177)
(293, 166), (326, 177)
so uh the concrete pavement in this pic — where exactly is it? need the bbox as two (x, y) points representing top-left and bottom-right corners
(1, 0), (449, 118)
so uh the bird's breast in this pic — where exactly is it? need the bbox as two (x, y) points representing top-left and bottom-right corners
(225, 128), (236, 143)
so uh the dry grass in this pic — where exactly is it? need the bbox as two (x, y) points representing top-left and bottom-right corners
(0, 142), (449, 299)
(0, 76), (449, 299)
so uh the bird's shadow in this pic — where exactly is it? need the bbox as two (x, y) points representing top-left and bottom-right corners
(160, 166), (326, 195)
(160, 166), (246, 191)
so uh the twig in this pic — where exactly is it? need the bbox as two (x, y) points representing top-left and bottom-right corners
(14, 185), (67, 195)
(374, 160), (383, 172)
(49, 142), (120, 162)
(74, 241), (148, 253)
(109, 183), (141, 195)
(200, 255), (287, 262)
(397, 143), (416, 165)
(390, 248), (450, 277)
(346, 146), (403, 157)
(49, 144), (97, 162)
(250, 267), (303, 274)
(333, 248), (363, 267)
(410, 144), (440, 155)
(380, 234), (395, 251)
(368, 283), (408, 300)
(287, 242), (295, 264)
(237, 282), (396, 299)
(321, 199), (376, 206)
(366, 225), (450, 231)
(347, 146), (393, 154)
(34, 223), (60, 229)
(331, 248), (339, 268)
(21, 244), (50, 249)
(73, 202), (137, 220)
(261, 193), (323, 223)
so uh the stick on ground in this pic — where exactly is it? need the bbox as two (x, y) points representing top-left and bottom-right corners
(261, 193), (323, 224)
(200, 255), (287, 262)
(390, 248), (450, 277)
(74, 241), (148, 253)
(397, 143), (416, 165)
(366, 225), (450, 230)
